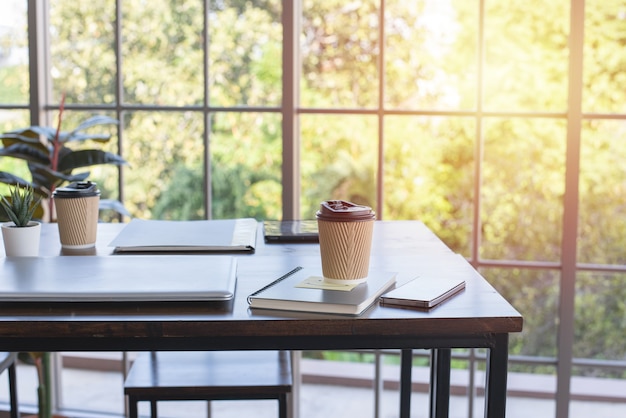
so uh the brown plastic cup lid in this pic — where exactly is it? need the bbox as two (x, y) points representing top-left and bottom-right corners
(53, 181), (101, 198)
(316, 200), (375, 221)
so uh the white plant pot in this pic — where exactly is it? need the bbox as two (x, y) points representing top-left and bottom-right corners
(1, 221), (41, 256)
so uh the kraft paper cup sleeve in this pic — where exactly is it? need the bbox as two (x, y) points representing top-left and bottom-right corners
(53, 181), (101, 249)
(316, 200), (375, 283)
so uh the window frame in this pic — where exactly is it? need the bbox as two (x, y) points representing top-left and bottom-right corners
(3, 1), (625, 418)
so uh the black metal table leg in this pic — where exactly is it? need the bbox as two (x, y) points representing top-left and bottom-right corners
(430, 349), (451, 418)
(8, 360), (18, 418)
(485, 334), (509, 418)
(400, 349), (413, 418)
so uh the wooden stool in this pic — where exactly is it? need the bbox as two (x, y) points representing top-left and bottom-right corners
(124, 351), (292, 418)
(0, 352), (19, 418)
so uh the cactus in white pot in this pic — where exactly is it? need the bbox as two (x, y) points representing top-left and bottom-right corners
(0, 184), (43, 256)
(1, 184), (42, 226)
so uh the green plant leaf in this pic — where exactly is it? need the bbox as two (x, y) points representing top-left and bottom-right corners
(57, 149), (127, 172)
(1, 116), (124, 200)
(99, 199), (131, 217)
(71, 115), (118, 135)
(64, 116), (118, 144)
(63, 132), (112, 144)
(29, 164), (90, 194)
(0, 172), (33, 187)
(25, 126), (57, 141)
(0, 128), (39, 143)
(0, 143), (50, 165)
(0, 131), (50, 153)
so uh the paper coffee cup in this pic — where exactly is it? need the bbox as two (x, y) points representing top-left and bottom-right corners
(316, 200), (375, 284)
(53, 181), (101, 249)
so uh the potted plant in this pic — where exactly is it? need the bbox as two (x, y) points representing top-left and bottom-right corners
(0, 95), (126, 417)
(0, 94), (128, 220)
(0, 184), (42, 256)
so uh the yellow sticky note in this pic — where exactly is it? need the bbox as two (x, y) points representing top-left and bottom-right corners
(296, 276), (359, 291)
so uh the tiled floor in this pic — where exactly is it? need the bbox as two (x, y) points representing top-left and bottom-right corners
(1, 363), (625, 418)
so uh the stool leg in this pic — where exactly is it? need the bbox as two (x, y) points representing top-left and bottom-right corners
(150, 399), (157, 418)
(127, 396), (138, 418)
(8, 361), (18, 418)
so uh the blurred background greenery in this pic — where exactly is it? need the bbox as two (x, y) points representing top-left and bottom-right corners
(0, 0), (625, 383)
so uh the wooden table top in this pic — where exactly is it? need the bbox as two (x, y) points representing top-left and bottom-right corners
(0, 221), (522, 352)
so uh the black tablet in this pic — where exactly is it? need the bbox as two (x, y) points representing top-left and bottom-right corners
(263, 220), (319, 243)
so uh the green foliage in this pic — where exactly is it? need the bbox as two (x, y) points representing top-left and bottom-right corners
(209, 5), (282, 106)
(303, 350), (378, 364)
(49, 1), (117, 104)
(482, 0), (569, 111)
(0, 67), (26, 104)
(301, 0), (379, 107)
(151, 164), (205, 220)
(0, 184), (42, 226)
(382, 116), (475, 253)
(573, 271), (626, 378)
(578, 119), (626, 265)
(482, 267), (559, 361)
(0, 115), (127, 197)
(583, 0), (626, 113)
(1, 0), (623, 381)
(300, 114), (378, 218)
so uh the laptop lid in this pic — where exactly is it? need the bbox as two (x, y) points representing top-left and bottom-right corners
(0, 255), (237, 302)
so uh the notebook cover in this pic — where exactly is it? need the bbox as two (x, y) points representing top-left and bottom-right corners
(109, 218), (257, 253)
(248, 268), (396, 316)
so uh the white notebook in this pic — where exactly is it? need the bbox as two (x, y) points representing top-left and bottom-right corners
(109, 218), (258, 253)
(0, 255), (237, 302)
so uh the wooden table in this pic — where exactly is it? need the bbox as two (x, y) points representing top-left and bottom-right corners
(0, 221), (522, 418)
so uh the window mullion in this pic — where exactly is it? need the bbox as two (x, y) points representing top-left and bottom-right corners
(281, 0), (301, 220)
(27, 0), (50, 126)
(556, 1), (586, 417)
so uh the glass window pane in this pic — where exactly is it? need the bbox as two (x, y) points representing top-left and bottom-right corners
(505, 367), (557, 418)
(579, 120), (626, 265)
(481, 118), (566, 262)
(209, 1), (282, 107)
(569, 371), (626, 417)
(50, 0), (116, 104)
(383, 116), (475, 255)
(483, 0), (569, 112)
(301, 1), (379, 108)
(574, 272), (626, 363)
(121, 0), (204, 106)
(123, 111), (204, 219)
(385, 0), (478, 110)
(0, 110), (31, 192)
(0, 109), (29, 136)
(0, 0), (28, 105)
(483, 267), (559, 358)
(59, 111), (120, 194)
(210, 112), (282, 220)
(583, 1), (626, 113)
(300, 114), (378, 219)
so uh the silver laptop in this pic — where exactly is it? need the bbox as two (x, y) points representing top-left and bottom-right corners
(0, 255), (237, 302)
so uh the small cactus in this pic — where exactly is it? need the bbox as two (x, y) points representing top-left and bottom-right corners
(0, 185), (42, 227)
